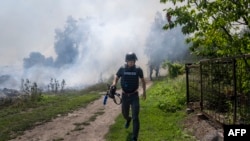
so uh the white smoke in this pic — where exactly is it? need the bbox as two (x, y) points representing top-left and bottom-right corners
(21, 17), (109, 88)
(1, 16), (150, 90)
(145, 12), (189, 64)
(0, 1), (188, 91)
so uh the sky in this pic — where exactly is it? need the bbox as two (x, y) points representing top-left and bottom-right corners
(0, 0), (186, 90)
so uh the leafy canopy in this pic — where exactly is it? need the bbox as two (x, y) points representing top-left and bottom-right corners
(161, 0), (250, 58)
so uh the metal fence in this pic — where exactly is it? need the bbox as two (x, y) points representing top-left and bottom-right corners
(186, 54), (250, 125)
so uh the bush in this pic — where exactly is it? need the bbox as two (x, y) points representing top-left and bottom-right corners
(162, 61), (185, 78)
(148, 75), (186, 113)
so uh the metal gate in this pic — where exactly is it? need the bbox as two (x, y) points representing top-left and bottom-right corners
(186, 54), (250, 125)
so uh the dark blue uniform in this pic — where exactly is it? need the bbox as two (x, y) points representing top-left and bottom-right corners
(116, 65), (144, 140)
(117, 65), (143, 92)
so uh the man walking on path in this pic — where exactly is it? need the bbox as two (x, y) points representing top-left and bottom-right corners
(112, 52), (146, 141)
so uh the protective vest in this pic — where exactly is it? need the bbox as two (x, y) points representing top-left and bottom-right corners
(116, 65), (143, 93)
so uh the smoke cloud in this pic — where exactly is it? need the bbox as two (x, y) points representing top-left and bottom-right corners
(145, 12), (189, 66)
(21, 16), (118, 89)
(0, 1), (188, 92)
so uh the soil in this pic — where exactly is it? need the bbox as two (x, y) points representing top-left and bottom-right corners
(182, 110), (224, 141)
(10, 80), (224, 141)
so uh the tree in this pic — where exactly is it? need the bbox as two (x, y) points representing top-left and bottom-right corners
(161, 0), (250, 58)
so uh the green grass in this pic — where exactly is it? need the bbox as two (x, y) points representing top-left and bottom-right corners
(105, 75), (196, 141)
(0, 91), (101, 141)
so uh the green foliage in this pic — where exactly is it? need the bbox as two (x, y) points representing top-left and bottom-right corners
(147, 75), (186, 112)
(162, 61), (185, 78)
(236, 59), (250, 94)
(161, 0), (250, 58)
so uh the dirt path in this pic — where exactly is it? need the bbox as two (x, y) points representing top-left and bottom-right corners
(11, 80), (152, 141)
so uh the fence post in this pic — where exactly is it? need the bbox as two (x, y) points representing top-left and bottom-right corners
(185, 63), (190, 107)
(233, 58), (237, 124)
(200, 62), (203, 111)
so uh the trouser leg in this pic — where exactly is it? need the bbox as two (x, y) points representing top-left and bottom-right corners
(122, 95), (130, 120)
(131, 94), (140, 139)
